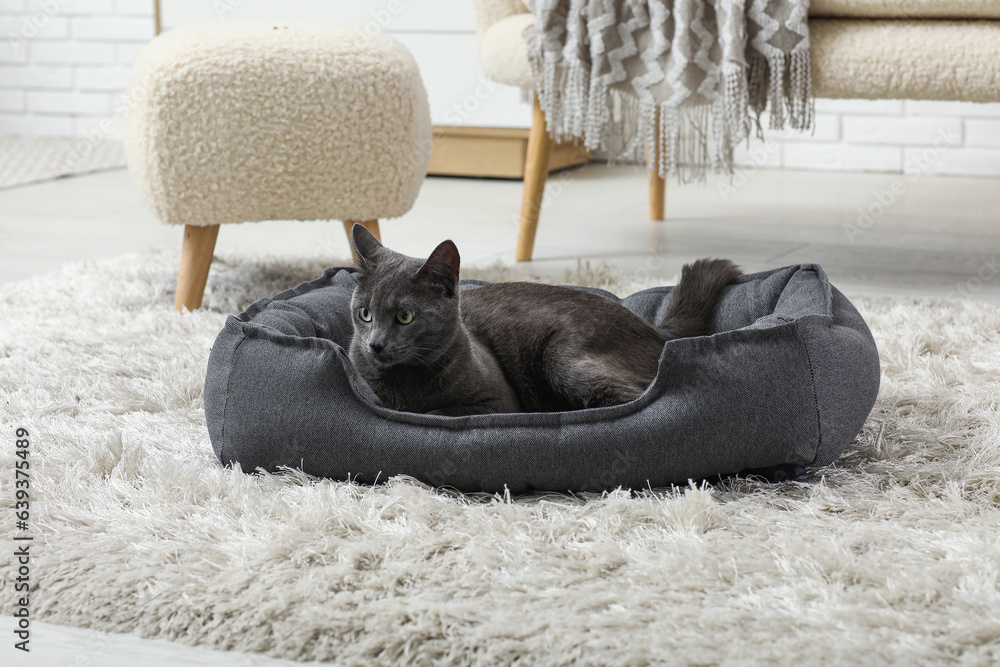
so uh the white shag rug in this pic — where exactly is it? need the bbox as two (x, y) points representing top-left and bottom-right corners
(1, 252), (999, 666)
(0, 137), (127, 189)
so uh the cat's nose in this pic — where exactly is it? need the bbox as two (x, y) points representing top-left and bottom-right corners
(368, 339), (386, 354)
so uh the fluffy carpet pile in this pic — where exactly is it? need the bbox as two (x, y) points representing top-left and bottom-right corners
(1, 252), (998, 665)
(0, 138), (127, 190)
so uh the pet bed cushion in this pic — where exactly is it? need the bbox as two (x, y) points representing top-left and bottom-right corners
(205, 264), (880, 493)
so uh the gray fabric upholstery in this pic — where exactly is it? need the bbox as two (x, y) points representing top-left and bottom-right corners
(204, 264), (880, 493)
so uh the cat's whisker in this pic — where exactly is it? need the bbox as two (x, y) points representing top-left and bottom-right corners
(409, 349), (455, 372)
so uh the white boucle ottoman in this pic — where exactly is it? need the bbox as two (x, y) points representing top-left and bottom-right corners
(124, 22), (432, 311)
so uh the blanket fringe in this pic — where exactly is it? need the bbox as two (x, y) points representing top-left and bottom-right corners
(525, 22), (814, 180)
(748, 50), (814, 132)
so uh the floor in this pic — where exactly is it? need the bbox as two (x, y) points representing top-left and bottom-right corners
(2, 163), (1000, 666)
(1, 165), (999, 302)
(4, 620), (311, 666)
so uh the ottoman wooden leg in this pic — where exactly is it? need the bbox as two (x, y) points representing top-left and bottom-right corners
(175, 224), (220, 312)
(516, 96), (553, 262)
(343, 220), (380, 266)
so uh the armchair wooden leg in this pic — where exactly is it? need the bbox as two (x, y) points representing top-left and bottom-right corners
(648, 109), (666, 221)
(516, 96), (553, 261)
(343, 220), (380, 266)
(649, 169), (666, 221)
(174, 224), (220, 312)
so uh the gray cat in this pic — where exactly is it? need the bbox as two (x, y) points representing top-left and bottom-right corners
(348, 225), (740, 416)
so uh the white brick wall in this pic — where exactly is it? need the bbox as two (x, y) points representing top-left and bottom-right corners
(31, 39), (115, 63)
(965, 119), (1000, 148)
(71, 15), (153, 40)
(0, 0), (152, 140)
(733, 100), (998, 177)
(0, 87), (24, 110)
(0, 1), (998, 178)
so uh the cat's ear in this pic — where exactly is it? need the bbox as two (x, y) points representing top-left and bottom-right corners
(351, 224), (383, 269)
(417, 240), (461, 296)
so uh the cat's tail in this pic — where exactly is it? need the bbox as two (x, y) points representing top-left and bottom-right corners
(657, 258), (742, 341)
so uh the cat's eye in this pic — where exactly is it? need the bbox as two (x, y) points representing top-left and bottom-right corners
(358, 307), (372, 322)
(396, 309), (414, 325)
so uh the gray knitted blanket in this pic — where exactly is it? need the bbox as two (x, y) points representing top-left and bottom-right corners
(525, 0), (814, 177)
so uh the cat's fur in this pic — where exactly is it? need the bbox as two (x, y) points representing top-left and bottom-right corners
(347, 225), (741, 415)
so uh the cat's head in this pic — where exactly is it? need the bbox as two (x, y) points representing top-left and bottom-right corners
(349, 224), (461, 370)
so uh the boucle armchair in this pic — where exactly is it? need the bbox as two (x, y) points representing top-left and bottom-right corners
(474, 0), (1000, 261)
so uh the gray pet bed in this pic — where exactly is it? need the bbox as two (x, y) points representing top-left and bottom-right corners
(204, 264), (880, 493)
